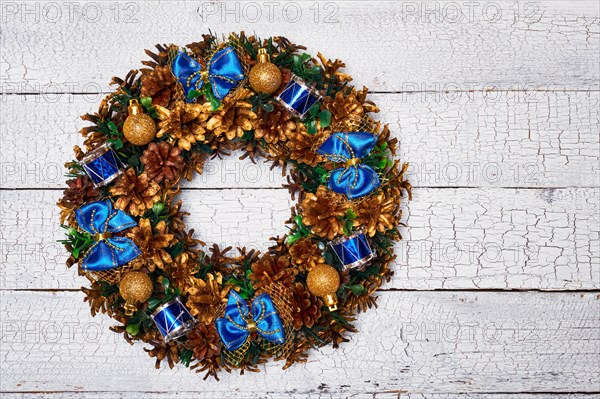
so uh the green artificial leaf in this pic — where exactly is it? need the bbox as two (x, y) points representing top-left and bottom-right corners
(287, 233), (300, 245)
(152, 202), (165, 217)
(126, 323), (140, 336)
(187, 89), (202, 101)
(162, 277), (170, 290)
(318, 110), (332, 128)
(111, 139), (124, 150)
(347, 284), (367, 296)
(346, 208), (357, 220)
(107, 121), (118, 134)
(308, 103), (320, 117)
(147, 297), (162, 311)
(128, 155), (140, 168)
(140, 96), (152, 109)
(307, 120), (317, 135)
(262, 102), (275, 113)
(343, 219), (354, 235)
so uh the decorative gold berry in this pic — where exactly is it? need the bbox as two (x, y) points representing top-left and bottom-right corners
(249, 48), (283, 94)
(123, 99), (157, 146)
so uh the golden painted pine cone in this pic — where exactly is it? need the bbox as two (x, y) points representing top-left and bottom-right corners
(253, 106), (297, 145)
(126, 218), (174, 271)
(249, 254), (296, 291)
(206, 90), (257, 142)
(141, 142), (184, 183)
(156, 102), (212, 151)
(300, 186), (349, 240)
(289, 238), (325, 273)
(141, 65), (176, 107)
(109, 168), (161, 217)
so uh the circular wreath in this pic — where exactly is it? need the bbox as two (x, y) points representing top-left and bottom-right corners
(57, 32), (411, 379)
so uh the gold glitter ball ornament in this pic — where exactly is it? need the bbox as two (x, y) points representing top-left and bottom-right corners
(123, 99), (157, 146)
(119, 271), (154, 316)
(249, 48), (283, 94)
(306, 263), (340, 312)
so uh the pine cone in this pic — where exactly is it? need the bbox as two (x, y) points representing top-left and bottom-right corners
(286, 125), (324, 167)
(186, 273), (229, 324)
(141, 65), (176, 107)
(156, 101), (212, 151)
(188, 323), (223, 361)
(127, 218), (174, 271)
(289, 238), (325, 272)
(206, 89), (257, 141)
(109, 168), (161, 217)
(324, 87), (379, 129)
(300, 186), (349, 240)
(144, 339), (180, 369)
(253, 106), (296, 145)
(140, 142), (184, 183)
(61, 175), (99, 209)
(182, 151), (208, 181)
(249, 254), (296, 291)
(290, 282), (322, 330)
(355, 191), (400, 237)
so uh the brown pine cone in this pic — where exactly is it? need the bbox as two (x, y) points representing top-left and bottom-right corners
(290, 282), (322, 330)
(61, 175), (99, 209)
(289, 238), (325, 272)
(140, 142), (184, 183)
(249, 254), (296, 290)
(300, 186), (349, 240)
(253, 106), (296, 145)
(141, 65), (176, 107)
(109, 168), (161, 217)
(188, 323), (223, 361)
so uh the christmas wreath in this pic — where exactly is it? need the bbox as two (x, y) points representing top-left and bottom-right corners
(57, 32), (411, 379)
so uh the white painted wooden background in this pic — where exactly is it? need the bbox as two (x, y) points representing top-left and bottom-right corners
(1, 1), (599, 398)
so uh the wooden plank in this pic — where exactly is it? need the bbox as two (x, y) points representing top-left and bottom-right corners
(1, 91), (598, 189)
(0, 291), (598, 394)
(1, 1), (598, 92)
(1, 395), (596, 399)
(1, 187), (598, 290)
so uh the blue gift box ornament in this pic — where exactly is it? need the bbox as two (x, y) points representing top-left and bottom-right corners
(275, 74), (321, 118)
(330, 231), (376, 271)
(80, 143), (124, 187)
(150, 297), (196, 342)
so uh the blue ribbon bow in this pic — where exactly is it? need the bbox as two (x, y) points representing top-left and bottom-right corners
(215, 290), (286, 352)
(172, 46), (245, 102)
(317, 132), (381, 199)
(75, 200), (141, 272)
